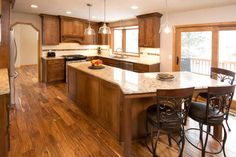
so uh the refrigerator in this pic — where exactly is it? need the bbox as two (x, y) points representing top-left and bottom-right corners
(9, 29), (18, 106)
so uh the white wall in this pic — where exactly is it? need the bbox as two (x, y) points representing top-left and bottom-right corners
(160, 5), (236, 72)
(14, 24), (38, 67)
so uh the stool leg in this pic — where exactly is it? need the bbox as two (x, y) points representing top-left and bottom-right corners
(145, 118), (152, 153)
(202, 125), (210, 157)
(199, 123), (204, 149)
(225, 118), (231, 131)
(168, 134), (172, 147)
(179, 125), (185, 157)
(222, 124), (227, 157)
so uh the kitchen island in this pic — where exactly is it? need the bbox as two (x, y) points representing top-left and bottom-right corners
(67, 62), (227, 157)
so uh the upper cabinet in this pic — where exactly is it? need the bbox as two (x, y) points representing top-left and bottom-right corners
(137, 13), (162, 48)
(60, 16), (85, 42)
(41, 14), (60, 45)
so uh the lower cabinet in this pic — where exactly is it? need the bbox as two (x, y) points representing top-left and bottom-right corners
(96, 56), (160, 72)
(0, 94), (10, 157)
(42, 58), (65, 83)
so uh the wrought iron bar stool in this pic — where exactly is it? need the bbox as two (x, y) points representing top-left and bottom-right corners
(186, 85), (235, 157)
(145, 87), (194, 157)
(197, 67), (235, 131)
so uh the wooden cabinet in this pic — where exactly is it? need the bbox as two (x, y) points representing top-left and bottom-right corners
(96, 56), (160, 72)
(0, 94), (10, 157)
(137, 13), (162, 48)
(83, 23), (100, 45)
(42, 58), (65, 83)
(133, 63), (160, 72)
(0, 0), (11, 68)
(60, 16), (85, 42)
(41, 14), (60, 45)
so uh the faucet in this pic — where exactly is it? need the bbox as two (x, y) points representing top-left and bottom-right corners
(115, 48), (124, 58)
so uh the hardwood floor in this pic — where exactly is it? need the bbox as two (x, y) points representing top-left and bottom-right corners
(8, 65), (236, 157)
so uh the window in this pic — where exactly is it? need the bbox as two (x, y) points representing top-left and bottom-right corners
(114, 29), (122, 51)
(113, 26), (139, 55)
(126, 29), (139, 53)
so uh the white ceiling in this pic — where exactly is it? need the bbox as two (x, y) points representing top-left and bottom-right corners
(13, 0), (236, 22)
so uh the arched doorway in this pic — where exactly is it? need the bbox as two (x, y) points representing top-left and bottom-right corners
(10, 22), (42, 81)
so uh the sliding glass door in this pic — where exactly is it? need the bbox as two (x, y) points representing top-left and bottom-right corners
(180, 31), (212, 75)
(174, 24), (236, 108)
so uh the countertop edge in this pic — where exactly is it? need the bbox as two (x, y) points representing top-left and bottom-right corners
(0, 68), (10, 96)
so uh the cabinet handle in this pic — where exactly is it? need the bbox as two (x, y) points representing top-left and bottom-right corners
(176, 56), (179, 65)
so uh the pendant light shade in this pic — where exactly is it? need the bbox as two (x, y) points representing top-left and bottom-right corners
(98, 23), (111, 34)
(159, 0), (172, 34)
(84, 4), (95, 35)
(98, 0), (111, 34)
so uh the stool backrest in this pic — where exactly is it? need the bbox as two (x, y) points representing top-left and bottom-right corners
(156, 87), (194, 125)
(211, 67), (235, 85)
(206, 85), (236, 122)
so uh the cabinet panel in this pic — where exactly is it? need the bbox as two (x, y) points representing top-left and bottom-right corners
(60, 18), (85, 38)
(41, 15), (60, 45)
(137, 13), (162, 48)
(42, 58), (65, 83)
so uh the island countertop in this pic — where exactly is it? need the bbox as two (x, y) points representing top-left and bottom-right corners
(68, 62), (227, 95)
(0, 69), (10, 95)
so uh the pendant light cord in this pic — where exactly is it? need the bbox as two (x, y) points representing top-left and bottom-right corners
(165, 0), (168, 24)
(104, 0), (106, 24)
(89, 5), (91, 26)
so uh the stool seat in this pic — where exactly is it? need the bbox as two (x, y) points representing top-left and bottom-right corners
(147, 104), (181, 131)
(189, 102), (224, 125)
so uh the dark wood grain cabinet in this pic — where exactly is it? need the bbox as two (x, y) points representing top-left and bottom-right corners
(0, 94), (10, 157)
(60, 17), (85, 38)
(137, 13), (162, 48)
(42, 58), (65, 83)
(96, 56), (160, 72)
(41, 14), (60, 45)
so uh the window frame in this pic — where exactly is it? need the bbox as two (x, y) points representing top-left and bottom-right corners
(111, 26), (140, 57)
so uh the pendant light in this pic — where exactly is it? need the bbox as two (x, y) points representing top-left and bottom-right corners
(98, 0), (111, 34)
(84, 4), (95, 35)
(159, 0), (172, 34)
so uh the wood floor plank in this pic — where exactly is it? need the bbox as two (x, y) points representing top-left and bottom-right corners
(8, 65), (236, 157)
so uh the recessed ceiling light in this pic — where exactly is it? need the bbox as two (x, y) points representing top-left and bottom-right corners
(131, 5), (138, 10)
(92, 16), (97, 19)
(66, 11), (72, 14)
(30, 4), (38, 8)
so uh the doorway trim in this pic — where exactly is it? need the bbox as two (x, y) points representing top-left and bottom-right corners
(10, 22), (42, 82)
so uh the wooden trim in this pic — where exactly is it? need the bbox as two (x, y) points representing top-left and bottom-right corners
(137, 12), (162, 18)
(212, 30), (219, 68)
(122, 29), (126, 52)
(175, 21), (236, 29)
(10, 22), (42, 82)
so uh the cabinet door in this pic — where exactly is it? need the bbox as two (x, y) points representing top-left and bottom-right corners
(47, 60), (65, 82)
(145, 17), (154, 47)
(138, 18), (145, 47)
(73, 20), (84, 37)
(41, 15), (60, 45)
(61, 20), (74, 36)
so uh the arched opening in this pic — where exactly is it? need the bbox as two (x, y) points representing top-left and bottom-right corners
(10, 22), (42, 81)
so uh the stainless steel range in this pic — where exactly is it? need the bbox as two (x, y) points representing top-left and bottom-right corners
(63, 55), (87, 82)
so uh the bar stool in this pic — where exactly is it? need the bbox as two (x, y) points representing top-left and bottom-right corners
(187, 85), (235, 157)
(197, 67), (235, 131)
(145, 87), (194, 157)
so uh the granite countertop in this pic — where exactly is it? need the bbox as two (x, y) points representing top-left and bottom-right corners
(68, 62), (227, 95)
(96, 54), (160, 65)
(0, 69), (10, 95)
(41, 54), (160, 65)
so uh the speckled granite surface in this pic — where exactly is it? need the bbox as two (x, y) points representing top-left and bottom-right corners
(68, 62), (228, 95)
(0, 69), (10, 95)
(42, 54), (160, 65)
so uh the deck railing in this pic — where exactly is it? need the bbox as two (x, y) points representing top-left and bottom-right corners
(181, 57), (236, 75)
